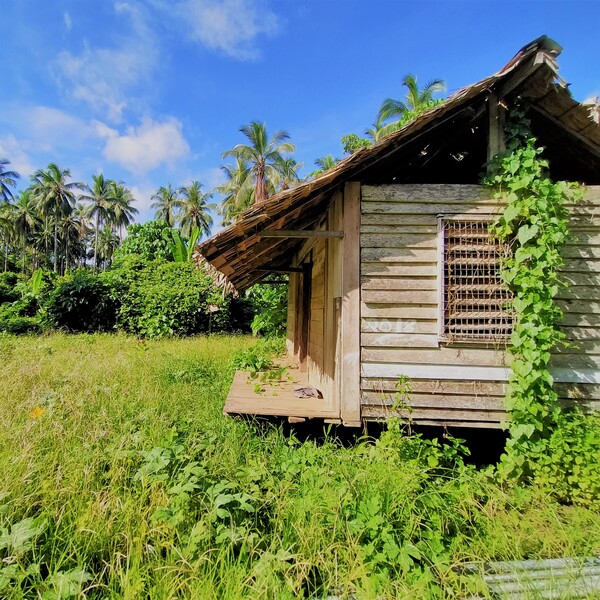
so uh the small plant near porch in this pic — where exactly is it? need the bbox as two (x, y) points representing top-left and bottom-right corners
(232, 338), (291, 394)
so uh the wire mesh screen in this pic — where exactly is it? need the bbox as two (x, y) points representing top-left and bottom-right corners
(442, 219), (513, 342)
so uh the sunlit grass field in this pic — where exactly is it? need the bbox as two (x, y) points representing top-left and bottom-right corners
(1, 333), (599, 598)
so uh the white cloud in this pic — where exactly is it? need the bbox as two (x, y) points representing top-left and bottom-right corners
(97, 117), (190, 175)
(64, 11), (72, 31)
(129, 183), (157, 212)
(178, 0), (280, 60)
(201, 166), (225, 190)
(0, 135), (35, 179)
(54, 2), (157, 122)
(28, 106), (94, 143)
(0, 106), (96, 156)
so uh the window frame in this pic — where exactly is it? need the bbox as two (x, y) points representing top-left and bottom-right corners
(437, 213), (513, 345)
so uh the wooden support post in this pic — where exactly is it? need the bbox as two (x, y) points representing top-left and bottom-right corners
(487, 92), (506, 166)
(340, 182), (362, 427)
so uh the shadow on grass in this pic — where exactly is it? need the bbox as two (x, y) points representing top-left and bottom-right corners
(237, 415), (508, 467)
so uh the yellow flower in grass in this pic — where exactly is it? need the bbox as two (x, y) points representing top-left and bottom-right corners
(29, 406), (45, 420)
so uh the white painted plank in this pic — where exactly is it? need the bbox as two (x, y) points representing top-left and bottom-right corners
(361, 303), (438, 319)
(361, 318), (438, 334)
(361, 377), (506, 396)
(361, 247), (438, 262)
(361, 262), (438, 277)
(362, 290), (437, 304)
(361, 276), (437, 291)
(361, 332), (439, 348)
(361, 233), (438, 249)
(361, 362), (600, 384)
(362, 346), (506, 367)
(361, 362), (510, 381)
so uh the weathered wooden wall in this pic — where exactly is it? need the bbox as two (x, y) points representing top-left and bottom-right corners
(360, 184), (600, 427)
(286, 272), (297, 358)
(307, 238), (325, 383)
(285, 191), (345, 409)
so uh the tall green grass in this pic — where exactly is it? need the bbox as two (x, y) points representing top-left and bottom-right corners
(0, 333), (599, 598)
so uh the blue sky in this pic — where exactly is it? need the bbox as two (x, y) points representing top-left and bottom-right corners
(1, 0), (599, 231)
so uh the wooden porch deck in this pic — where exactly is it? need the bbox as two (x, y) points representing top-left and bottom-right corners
(224, 365), (340, 421)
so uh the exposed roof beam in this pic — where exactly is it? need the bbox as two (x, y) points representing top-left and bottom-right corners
(258, 230), (344, 239)
(257, 267), (303, 273)
(529, 104), (600, 160)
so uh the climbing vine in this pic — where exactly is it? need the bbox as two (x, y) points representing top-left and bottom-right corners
(485, 104), (583, 479)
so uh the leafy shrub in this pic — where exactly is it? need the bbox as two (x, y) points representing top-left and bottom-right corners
(104, 258), (231, 338)
(45, 270), (118, 332)
(244, 281), (288, 337)
(0, 314), (42, 334)
(113, 221), (174, 263)
(0, 275), (45, 333)
(531, 410), (600, 507)
(0, 272), (19, 304)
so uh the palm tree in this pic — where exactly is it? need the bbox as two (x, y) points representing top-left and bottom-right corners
(110, 181), (138, 240)
(81, 173), (117, 272)
(59, 212), (86, 273)
(151, 184), (179, 227)
(310, 154), (338, 178)
(215, 158), (254, 226)
(378, 74), (445, 125)
(177, 181), (215, 237)
(274, 158), (302, 191)
(97, 225), (119, 271)
(0, 159), (20, 203)
(72, 203), (92, 267)
(31, 163), (82, 272)
(13, 189), (41, 272)
(222, 121), (295, 204)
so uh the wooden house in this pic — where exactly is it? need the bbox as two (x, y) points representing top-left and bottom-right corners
(198, 37), (600, 429)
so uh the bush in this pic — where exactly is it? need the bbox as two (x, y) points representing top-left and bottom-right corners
(531, 409), (600, 507)
(0, 274), (46, 333)
(104, 258), (233, 338)
(244, 281), (288, 337)
(0, 315), (42, 334)
(0, 272), (20, 304)
(113, 221), (174, 263)
(45, 270), (118, 332)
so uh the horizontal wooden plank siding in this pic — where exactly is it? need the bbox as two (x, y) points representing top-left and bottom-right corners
(360, 184), (600, 427)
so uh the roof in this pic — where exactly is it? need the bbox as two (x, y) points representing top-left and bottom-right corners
(199, 36), (600, 291)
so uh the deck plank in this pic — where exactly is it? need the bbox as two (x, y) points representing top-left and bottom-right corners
(224, 369), (338, 419)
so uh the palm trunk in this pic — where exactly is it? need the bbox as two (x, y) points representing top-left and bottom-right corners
(65, 236), (69, 274)
(53, 213), (58, 273)
(255, 163), (267, 203)
(94, 213), (100, 274)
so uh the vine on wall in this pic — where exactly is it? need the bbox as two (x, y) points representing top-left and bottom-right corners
(484, 104), (583, 479)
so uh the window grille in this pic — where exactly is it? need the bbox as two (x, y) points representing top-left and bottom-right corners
(441, 218), (513, 342)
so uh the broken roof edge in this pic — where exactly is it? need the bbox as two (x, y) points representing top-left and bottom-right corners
(198, 35), (589, 290)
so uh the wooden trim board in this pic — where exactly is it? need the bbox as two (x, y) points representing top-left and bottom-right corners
(341, 182), (362, 426)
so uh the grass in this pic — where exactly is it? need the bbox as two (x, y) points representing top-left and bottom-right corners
(0, 333), (599, 599)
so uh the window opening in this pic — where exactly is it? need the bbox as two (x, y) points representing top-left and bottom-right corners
(441, 218), (513, 342)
